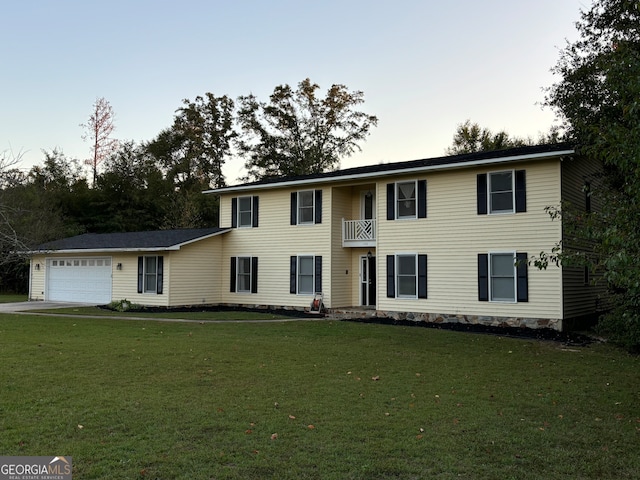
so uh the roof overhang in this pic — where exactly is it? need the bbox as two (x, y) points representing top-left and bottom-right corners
(27, 228), (231, 255)
(204, 149), (575, 195)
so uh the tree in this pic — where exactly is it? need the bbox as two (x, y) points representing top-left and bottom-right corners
(445, 120), (528, 155)
(237, 78), (378, 181)
(81, 97), (118, 186)
(147, 93), (235, 191)
(543, 0), (640, 350)
(0, 151), (28, 268)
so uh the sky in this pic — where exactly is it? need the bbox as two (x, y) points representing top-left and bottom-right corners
(1, 0), (584, 185)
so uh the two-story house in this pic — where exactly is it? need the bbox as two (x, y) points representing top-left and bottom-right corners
(205, 142), (601, 331)
(28, 143), (602, 331)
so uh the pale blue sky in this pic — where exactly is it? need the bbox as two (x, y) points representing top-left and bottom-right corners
(1, 0), (583, 184)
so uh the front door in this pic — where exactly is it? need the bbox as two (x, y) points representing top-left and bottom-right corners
(360, 255), (376, 307)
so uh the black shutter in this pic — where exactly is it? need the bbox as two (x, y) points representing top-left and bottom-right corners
(418, 180), (427, 219)
(290, 192), (297, 225)
(231, 197), (238, 228)
(477, 174), (487, 215)
(387, 183), (395, 220)
(230, 257), (236, 292)
(386, 255), (395, 298)
(156, 256), (164, 294)
(252, 196), (259, 227)
(314, 190), (322, 224)
(418, 254), (428, 299)
(137, 256), (143, 293)
(251, 257), (258, 294)
(478, 254), (489, 301)
(314, 256), (322, 293)
(290, 256), (297, 294)
(516, 252), (529, 302)
(515, 170), (526, 213)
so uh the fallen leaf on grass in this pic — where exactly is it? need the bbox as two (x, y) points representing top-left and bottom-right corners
(416, 434), (423, 440)
(245, 429), (253, 434)
(307, 425), (315, 429)
(372, 375), (380, 381)
(289, 415), (296, 420)
(270, 433), (278, 440)
(77, 425), (84, 429)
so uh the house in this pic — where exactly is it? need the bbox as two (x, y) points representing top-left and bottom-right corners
(28, 143), (602, 331)
(204, 142), (601, 331)
(28, 228), (229, 306)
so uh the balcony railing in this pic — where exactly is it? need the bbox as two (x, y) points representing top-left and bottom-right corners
(342, 219), (376, 247)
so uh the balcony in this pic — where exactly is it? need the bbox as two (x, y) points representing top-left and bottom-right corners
(342, 219), (376, 247)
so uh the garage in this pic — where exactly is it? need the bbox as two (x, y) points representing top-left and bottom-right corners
(46, 257), (112, 304)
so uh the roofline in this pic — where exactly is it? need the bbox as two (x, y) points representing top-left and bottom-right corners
(27, 228), (231, 255)
(204, 148), (575, 194)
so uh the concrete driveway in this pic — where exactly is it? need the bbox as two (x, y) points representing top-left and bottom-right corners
(0, 301), (95, 313)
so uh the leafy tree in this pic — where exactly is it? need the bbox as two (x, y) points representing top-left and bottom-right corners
(81, 97), (119, 186)
(96, 142), (172, 232)
(446, 120), (562, 155)
(237, 78), (378, 181)
(543, 0), (640, 350)
(148, 93), (235, 190)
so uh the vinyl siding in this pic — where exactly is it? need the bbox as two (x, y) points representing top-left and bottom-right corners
(168, 236), (223, 306)
(220, 187), (332, 308)
(112, 252), (169, 307)
(29, 255), (46, 300)
(377, 159), (564, 319)
(330, 186), (355, 307)
(560, 155), (606, 318)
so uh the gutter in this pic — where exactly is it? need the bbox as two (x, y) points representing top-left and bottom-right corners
(204, 149), (575, 195)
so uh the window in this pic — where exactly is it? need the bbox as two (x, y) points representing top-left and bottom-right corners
(490, 253), (516, 301)
(490, 172), (514, 213)
(290, 255), (322, 295)
(137, 256), (164, 294)
(231, 196), (259, 228)
(397, 181), (416, 219)
(477, 170), (526, 214)
(397, 254), (417, 297)
(478, 252), (528, 302)
(386, 180), (427, 220)
(230, 256), (258, 293)
(290, 190), (322, 225)
(386, 254), (428, 299)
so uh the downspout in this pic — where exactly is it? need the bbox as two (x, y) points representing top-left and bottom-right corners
(28, 258), (33, 301)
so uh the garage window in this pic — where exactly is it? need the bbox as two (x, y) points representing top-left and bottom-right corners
(138, 256), (164, 294)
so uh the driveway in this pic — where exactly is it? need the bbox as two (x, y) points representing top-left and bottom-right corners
(0, 301), (95, 313)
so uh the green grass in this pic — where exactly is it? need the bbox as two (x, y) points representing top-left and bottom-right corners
(0, 315), (638, 479)
(23, 305), (292, 321)
(0, 293), (28, 303)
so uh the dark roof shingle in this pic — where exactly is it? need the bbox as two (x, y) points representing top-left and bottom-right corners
(34, 227), (229, 252)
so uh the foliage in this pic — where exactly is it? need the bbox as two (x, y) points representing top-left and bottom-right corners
(105, 299), (142, 312)
(1, 316), (638, 479)
(445, 119), (560, 155)
(543, 0), (640, 351)
(237, 78), (378, 181)
(80, 97), (118, 186)
(147, 93), (235, 190)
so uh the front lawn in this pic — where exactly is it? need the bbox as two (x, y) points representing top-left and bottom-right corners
(0, 315), (637, 479)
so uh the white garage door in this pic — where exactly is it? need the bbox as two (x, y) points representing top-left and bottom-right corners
(47, 257), (112, 304)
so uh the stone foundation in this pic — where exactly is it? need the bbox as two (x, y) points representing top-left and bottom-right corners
(328, 308), (562, 331)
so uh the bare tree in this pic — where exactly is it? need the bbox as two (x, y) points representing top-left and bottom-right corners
(81, 97), (118, 186)
(0, 150), (28, 266)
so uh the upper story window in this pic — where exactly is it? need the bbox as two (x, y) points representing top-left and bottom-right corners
(231, 196), (259, 228)
(386, 180), (427, 220)
(397, 181), (417, 219)
(477, 170), (526, 215)
(489, 172), (514, 213)
(290, 190), (322, 225)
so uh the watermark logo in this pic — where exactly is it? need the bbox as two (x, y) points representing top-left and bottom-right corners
(0, 456), (72, 480)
